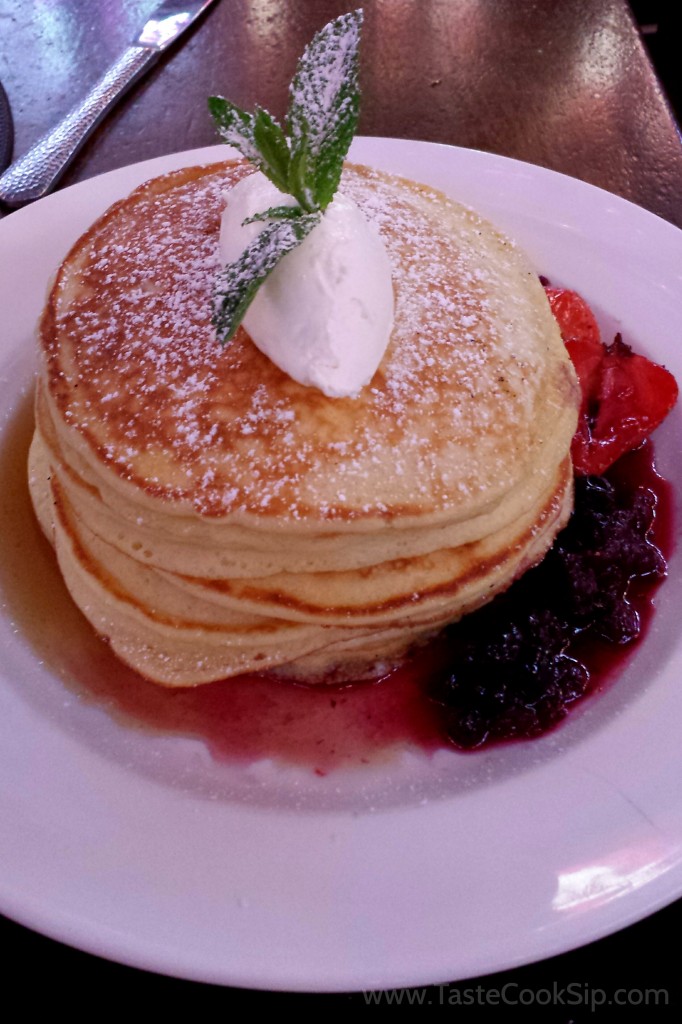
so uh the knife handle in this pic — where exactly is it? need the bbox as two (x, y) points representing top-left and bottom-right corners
(0, 45), (158, 206)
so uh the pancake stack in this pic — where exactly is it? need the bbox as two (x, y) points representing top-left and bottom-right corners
(29, 161), (579, 686)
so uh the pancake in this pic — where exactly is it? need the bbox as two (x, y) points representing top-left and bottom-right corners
(29, 160), (579, 685)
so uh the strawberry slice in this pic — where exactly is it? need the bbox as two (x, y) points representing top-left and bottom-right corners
(587, 335), (678, 475)
(544, 285), (678, 475)
(545, 286), (603, 400)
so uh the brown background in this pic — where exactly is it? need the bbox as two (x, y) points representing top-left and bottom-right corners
(1, 0), (682, 224)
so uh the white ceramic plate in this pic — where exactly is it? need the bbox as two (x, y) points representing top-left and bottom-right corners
(1, 139), (681, 992)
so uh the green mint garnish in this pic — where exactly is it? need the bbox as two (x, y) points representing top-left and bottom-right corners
(243, 205), (308, 225)
(287, 8), (362, 211)
(209, 8), (363, 342)
(207, 99), (293, 199)
(214, 213), (320, 343)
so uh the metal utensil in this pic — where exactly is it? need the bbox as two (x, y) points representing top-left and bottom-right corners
(0, 82), (13, 174)
(0, 0), (218, 207)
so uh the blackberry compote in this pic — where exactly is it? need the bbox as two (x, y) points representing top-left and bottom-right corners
(429, 441), (671, 750)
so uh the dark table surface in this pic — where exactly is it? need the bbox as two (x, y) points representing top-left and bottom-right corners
(0, 0), (680, 1012)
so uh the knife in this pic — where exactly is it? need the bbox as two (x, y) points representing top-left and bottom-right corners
(0, 0), (219, 207)
(0, 82), (13, 174)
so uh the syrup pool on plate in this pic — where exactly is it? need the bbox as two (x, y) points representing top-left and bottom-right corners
(0, 391), (673, 775)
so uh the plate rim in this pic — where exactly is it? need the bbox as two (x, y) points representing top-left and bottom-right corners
(1, 137), (682, 992)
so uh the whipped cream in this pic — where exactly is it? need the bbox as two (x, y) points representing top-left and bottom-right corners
(219, 172), (394, 398)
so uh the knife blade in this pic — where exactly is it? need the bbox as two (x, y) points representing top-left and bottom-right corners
(0, 0), (219, 207)
(0, 82), (13, 175)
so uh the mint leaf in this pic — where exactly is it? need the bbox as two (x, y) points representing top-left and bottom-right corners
(208, 10), (364, 342)
(208, 96), (290, 194)
(287, 9), (362, 210)
(252, 107), (291, 191)
(213, 212), (320, 342)
(207, 96), (261, 160)
(286, 133), (316, 212)
(244, 205), (306, 224)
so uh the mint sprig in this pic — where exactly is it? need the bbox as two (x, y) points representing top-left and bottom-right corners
(207, 99), (293, 199)
(213, 212), (320, 342)
(209, 9), (363, 342)
(287, 9), (362, 211)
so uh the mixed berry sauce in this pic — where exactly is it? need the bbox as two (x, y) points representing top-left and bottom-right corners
(427, 441), (672, 749)
(423, 279), (677, 752)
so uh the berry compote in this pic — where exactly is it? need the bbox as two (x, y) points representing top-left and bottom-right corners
(428, 440), (672, 749)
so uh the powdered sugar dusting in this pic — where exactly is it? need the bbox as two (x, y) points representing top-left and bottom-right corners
(45, 161), (555, 521)
(289, 10), (361, 158)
